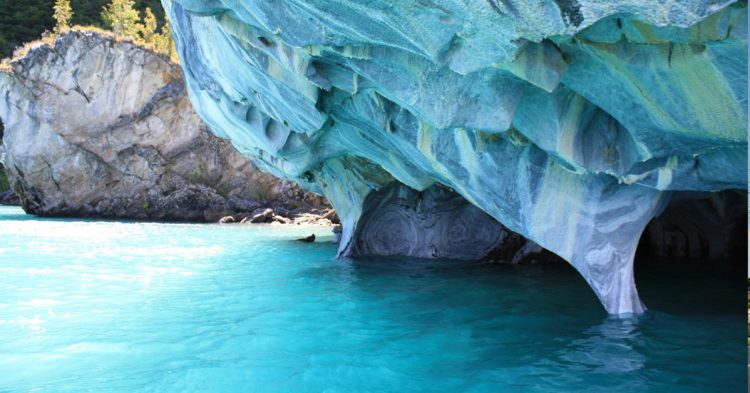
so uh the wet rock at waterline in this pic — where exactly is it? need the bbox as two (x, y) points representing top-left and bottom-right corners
(297, 234), (316, 243)
(165, 1), (746, 313)
(0, 30), (328, 221)
(0, 188), (19, 205)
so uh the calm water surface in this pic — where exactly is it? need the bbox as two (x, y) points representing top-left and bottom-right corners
(0, 206), (745, 392)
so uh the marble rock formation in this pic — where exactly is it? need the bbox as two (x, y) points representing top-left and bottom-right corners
(0, 30), (327, 221)
(162, 0), (747, 313)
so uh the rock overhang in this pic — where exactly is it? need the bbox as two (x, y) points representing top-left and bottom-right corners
(161, 0), (748, 314)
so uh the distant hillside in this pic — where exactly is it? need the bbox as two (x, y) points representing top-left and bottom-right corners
(0, 0), (165, 58)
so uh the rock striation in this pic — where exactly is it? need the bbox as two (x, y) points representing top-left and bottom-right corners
(352, 183), (542, 262)
(0, 30), (328, 221)
(162, 0), (747, 313)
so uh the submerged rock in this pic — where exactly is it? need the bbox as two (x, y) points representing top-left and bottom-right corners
(297, 234), (315, 243)
(0, 30), (328, 221)
(163, 1), (747, 313)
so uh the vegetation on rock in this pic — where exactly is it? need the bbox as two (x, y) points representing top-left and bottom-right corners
(0, 0), (165, 59)
(101, 0), (141, 38)
(53, 0), (72, 33)
(0, 29), (329, 219)
(0, 165), (8, 191)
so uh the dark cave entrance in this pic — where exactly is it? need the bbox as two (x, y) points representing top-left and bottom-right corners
(634, 190), (747, 313)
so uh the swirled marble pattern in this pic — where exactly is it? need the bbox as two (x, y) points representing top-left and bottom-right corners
(161, 0), (747, 313)
(353, 184), (517, 260)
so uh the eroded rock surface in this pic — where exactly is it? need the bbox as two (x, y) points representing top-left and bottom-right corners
(162, 0), (747, 313)
(352, 183), (543, 262)
(0, 30), (327, 221)
(0, 188), (19, 205)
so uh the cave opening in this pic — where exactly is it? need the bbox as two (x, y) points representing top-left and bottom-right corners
(347, 181), (747, 314)
(633, 190), (747, 314)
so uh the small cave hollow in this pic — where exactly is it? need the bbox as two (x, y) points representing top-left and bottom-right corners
(634, 190), (747, 313)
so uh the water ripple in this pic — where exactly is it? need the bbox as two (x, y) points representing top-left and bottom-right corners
(0, 206), (743, 392)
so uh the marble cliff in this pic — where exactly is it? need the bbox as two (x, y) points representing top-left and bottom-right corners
(0, 30), (327, 221)
(162, 0), (747, 314)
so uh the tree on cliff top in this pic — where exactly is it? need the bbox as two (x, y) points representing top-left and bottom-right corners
(141, 6), (156, 43)
(159, 19), (176, 60)
(133, 6), (176, 60)
(101, 0), (142, 37)
(53, 0), (73, 33)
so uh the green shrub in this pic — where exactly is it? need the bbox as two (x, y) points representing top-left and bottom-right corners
(0, 0), (166, 59)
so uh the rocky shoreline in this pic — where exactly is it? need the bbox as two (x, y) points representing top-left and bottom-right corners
(218, 207), (339, 227)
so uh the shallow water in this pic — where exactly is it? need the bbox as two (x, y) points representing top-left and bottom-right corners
(0, 206), (745, 392)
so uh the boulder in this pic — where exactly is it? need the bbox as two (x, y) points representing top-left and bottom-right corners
(249, 208), (274, 223)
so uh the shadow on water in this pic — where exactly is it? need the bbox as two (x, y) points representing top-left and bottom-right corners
(293, 254), (745, 390)
(635, 257), (747, 316)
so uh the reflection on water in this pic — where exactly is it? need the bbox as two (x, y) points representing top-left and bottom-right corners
(0, 206), (745, 392)
(562, 317), (646, 375)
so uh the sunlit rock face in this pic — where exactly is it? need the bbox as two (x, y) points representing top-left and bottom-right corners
(0, 30), (327, 221)
(163, 0), (747, 313)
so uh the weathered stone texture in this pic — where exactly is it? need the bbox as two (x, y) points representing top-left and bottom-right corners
(0, 30), (327, 221)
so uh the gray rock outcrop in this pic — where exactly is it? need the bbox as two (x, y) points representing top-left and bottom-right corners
(0, 30), (328, 221)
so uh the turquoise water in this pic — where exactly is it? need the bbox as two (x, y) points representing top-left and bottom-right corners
(0, 205), (744, 392)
